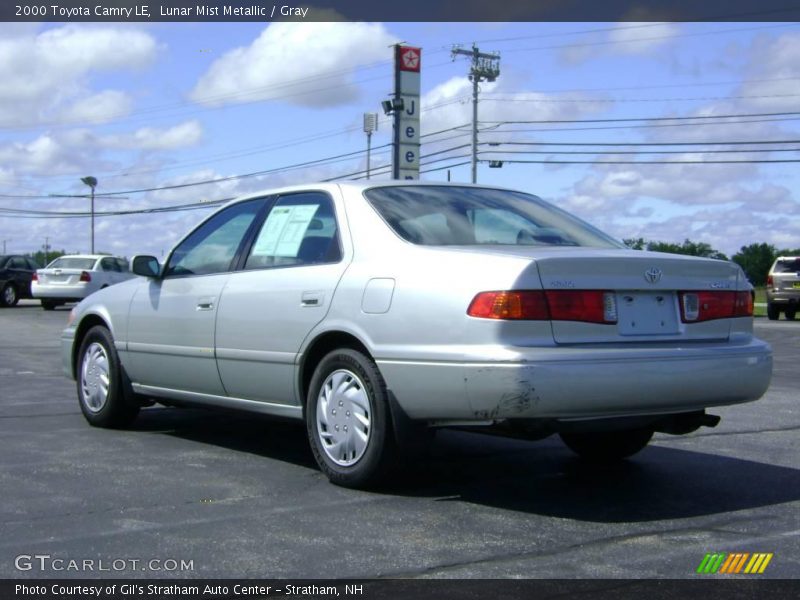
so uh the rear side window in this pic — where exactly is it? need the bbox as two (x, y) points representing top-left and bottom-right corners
(244, 192), (341, 269)
(364, 185), (622, 248)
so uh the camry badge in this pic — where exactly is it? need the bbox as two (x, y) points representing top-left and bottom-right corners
(644, 267), (663, 284)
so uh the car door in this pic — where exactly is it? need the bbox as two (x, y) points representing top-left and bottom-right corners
(124, 198), (266, 396)
(215, 191), (349, 404)
(98, 257), (119, 286)
(8, 256), (34, 297)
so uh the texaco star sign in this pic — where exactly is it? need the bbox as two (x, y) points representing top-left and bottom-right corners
(401, 48), (420, 71)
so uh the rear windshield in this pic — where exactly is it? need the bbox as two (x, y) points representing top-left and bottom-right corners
(774, 258), (800, 273)
(48, 257), (97, 270)
(364, 186), (623, 248)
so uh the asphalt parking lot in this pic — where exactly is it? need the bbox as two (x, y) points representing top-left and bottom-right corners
(1, 300), (798, 580)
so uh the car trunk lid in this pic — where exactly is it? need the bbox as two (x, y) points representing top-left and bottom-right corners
(530, 249), (740, 343)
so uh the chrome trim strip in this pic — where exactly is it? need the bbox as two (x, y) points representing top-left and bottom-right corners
(131, 384), (303, 420)
(215, 348), (295, 363)
(127, 342), (214, 358)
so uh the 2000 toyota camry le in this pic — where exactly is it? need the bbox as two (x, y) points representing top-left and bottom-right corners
(62, 182), (772, 488)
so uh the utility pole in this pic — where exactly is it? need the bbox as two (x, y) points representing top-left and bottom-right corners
(451, 44), (500, 183)
(44, 237), (49, 266)
(81, 176), (98, 254)
(2, 240), (6, 254)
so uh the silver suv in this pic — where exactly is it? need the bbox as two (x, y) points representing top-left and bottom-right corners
(766, 256), (800, 320)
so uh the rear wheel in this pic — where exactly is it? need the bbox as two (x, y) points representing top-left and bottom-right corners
(1, 283), (18, 307)
(560, 429), (653, 462)
(306, 348), (394, 488)
(76, 325), (139, 428)
(786, 308), (797, 321)
(767, 303), (780, 320)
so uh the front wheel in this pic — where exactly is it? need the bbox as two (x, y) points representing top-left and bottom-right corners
(560, 429), (653, 462)
(76, 325), (140, 428)
(1, 283), (18, 307)
(41, 300), (59, 311)
(306, 349), (394, 488)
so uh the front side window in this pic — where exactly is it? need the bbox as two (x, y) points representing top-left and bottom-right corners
(166, 199), (263, 277)
(244, 192), (341, 270)
(364, 185), (623, 248)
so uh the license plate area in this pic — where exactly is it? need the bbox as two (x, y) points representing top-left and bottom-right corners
(792, 282), (800, 289)
(616, 292), (679, 336)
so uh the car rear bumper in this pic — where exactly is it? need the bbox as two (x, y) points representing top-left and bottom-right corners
(377, 337), (772, 421)
(32, 282), (90, 300)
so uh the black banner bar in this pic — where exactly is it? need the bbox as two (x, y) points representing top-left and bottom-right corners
(4, 0), (800, 23)
(3, 579), (800, 600)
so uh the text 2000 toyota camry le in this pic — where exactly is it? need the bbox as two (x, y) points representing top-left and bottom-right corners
(62, 182), (772, 487)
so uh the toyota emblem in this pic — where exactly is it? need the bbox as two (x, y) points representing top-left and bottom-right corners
(644, 267), (663, 284)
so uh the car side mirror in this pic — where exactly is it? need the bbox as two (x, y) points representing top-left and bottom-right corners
(131, 255), (161, 278)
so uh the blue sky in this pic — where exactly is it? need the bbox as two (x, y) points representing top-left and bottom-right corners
(1, 20), (799, 259)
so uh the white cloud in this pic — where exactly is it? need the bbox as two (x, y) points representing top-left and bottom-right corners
(0, 24), (159, 126)
(559, 22), (679, 65)
(103, 121), (204, 151)
(58, 90), (134, 125)
(190, 22), (396, 108)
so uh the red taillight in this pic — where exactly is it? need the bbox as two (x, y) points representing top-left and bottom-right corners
(767, 275), (774, 287)
(467, 291), (549, 320)
(31, 273), (38, 282)
(546, 290), (617, 324)
(679, 291), (753, 322)
(79, 271), (91, 282)
(467, 290), (616, 323)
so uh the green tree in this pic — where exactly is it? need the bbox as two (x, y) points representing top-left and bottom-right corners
(624, 238), (727, 260)
(732, 243), (777, 286)
(25, 248), (66, 267)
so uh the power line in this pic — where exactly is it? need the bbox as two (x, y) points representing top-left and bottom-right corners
(492, 139), (800, 146)
(482, 116), (800, 134)
(493, 158), (800, 165)
(482, 110), (800, 125)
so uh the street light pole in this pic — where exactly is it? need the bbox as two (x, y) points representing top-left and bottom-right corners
(80, 176), (98, 254)
(363, 113), (378, 180)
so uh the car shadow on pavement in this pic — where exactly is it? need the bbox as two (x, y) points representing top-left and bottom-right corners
(129, 409), (800, 523)
(133, 406), (317, 469)
(386, 429), (800, 523)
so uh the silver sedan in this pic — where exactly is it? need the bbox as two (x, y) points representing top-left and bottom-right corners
(61, 182), (772, 488)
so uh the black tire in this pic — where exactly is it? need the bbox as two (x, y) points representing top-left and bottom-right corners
(41, 300), (57, 311)
(560, 428), (653, 462)
(1, 283), (18, 307)
(785, 309), (797, 321)
(76, 325), (140, 428)
(767, 303), (780, 320)
(306, 348), (395, 488)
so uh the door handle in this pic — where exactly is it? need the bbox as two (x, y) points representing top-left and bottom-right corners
(196, 297), (215, 311)
(301, 291), (324, 307)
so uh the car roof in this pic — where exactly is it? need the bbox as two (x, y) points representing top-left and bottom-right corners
(229, 180), (523, 206)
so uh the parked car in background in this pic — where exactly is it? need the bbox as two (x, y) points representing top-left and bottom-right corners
(61, 182), (772, 488)
(0, 254), (39, 307)
(766, 256), (800, 320)
(33, 255), (133, 310)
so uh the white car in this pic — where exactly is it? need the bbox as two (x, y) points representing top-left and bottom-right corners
(33, 255), (134, 310)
